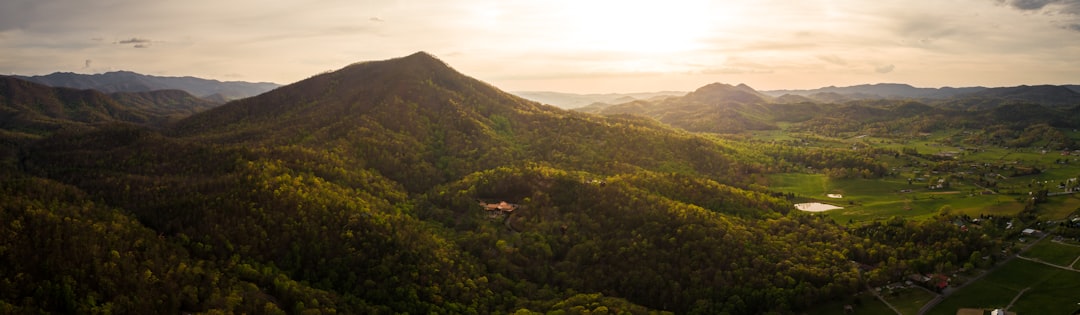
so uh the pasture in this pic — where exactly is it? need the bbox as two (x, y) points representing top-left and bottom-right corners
(1021, 237), (1080, 267)
(766, 173), (1027, 223)
(927, 259), (1080, 315)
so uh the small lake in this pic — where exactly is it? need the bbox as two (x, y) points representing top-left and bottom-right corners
(794, 202), (843, 212)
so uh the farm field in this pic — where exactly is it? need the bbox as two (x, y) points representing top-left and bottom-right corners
(926, 259), (1080, 315)
(766, 173), (1028, 223)
(882, 288), (938, 315)
(801, 293), (895, 315)
(762, 128), (1080, 223)
(1021, 237), (1080, 267)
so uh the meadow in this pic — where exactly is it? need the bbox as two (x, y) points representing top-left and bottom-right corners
(926, 259), (1080, 315)
(1021, 237), (1080, 267)
(762, 129), (1080, 223)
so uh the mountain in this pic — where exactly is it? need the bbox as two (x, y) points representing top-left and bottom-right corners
(1, 76), (217, 136)
(947, 85), (1080, 109)
(175, 52), (761, 192)
(15, 70), (280, 102)
(579, 82), (780, 133)
(512, 90), (685, 108)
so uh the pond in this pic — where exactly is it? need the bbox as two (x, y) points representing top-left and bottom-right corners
(794, 202), (843, 212)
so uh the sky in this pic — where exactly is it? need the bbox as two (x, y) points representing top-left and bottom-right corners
(1, 0), (1079, 93)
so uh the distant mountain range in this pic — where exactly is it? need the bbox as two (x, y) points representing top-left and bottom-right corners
(14, 71), (280, 102)
(0, 76), (219, 137)
(761, 83), (986, 99)
(511, 90), (686, 109)
(577, 81), (1080, 134)
(521, 83), (1080, 109)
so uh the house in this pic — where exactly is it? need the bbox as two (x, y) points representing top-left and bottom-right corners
(991, 309), (1005, 315)
(479, 200), (518, 213)
(1021, 228), (1038, 235)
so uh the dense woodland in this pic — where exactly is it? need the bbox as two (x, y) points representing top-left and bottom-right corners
(1, 52), (1057, 314)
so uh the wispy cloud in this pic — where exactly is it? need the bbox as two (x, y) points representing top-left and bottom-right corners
(997, 0), (1080, 30)
(115, 37), (153, 48)
(875, 64), (895, 74)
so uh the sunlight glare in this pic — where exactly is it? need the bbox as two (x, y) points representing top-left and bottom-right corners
(560, 0), (725, 54)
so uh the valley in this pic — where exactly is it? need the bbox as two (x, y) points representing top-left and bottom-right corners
(2, 52), (1080, 314)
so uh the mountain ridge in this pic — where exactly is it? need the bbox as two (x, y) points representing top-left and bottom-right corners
(1, 76), (217, 135)
(15, 70), (280, 102)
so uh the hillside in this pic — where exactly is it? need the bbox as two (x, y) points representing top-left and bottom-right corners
(0, 76), (217, 136)
(939, 85), (1080, 109)
(16, 71), (280, 102)
(175, 52), (762, 192)
(580, 82), (779, 133)
(2, 52), (1002, 314)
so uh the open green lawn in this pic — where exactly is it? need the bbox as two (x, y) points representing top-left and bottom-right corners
(801, 293), (895, 315)
(767, 173), (1026, 223)
(1037, 193), (1080, 220)
(927, 259), (1080, 315)
(757, 128), (1080, 222)
(882, 288), (937, 315)
(1023, 237), (1080, 267)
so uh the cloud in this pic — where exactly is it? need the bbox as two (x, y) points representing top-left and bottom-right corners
(997, 0), (1080, 30)
(818, 55), (848, 66)
(998, 0), (1080, 13)
(116, 37), (152, 48)
(370, 17), (384, 22)
(875, 64), (895, 73)
(117, 38), (151, 44)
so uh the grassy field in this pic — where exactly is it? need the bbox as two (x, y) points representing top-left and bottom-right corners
(756, 127), (1080, 223)
(766, 173), (1027, 223)
(1022, 237), (1080, 267)
(801, 292), (895, 315)
(882, 288), (938, 315)
(927, 259), (1080, 315)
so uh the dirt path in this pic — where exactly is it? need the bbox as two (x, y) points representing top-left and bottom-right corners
(1004, 287), (1030, 310)
(867, 283), (904, 315)
(1014, 255), (1080, 272)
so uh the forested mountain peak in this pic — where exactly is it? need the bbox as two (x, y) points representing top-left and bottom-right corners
(174, 51), (543, 139)
(682, 82), (771, 104)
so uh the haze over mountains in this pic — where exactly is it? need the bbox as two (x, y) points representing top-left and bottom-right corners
(576, 81), (1080, 134)
(522, 83), (1080, 109)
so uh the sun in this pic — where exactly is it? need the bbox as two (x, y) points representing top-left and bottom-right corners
(558, 0), (726, 54)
